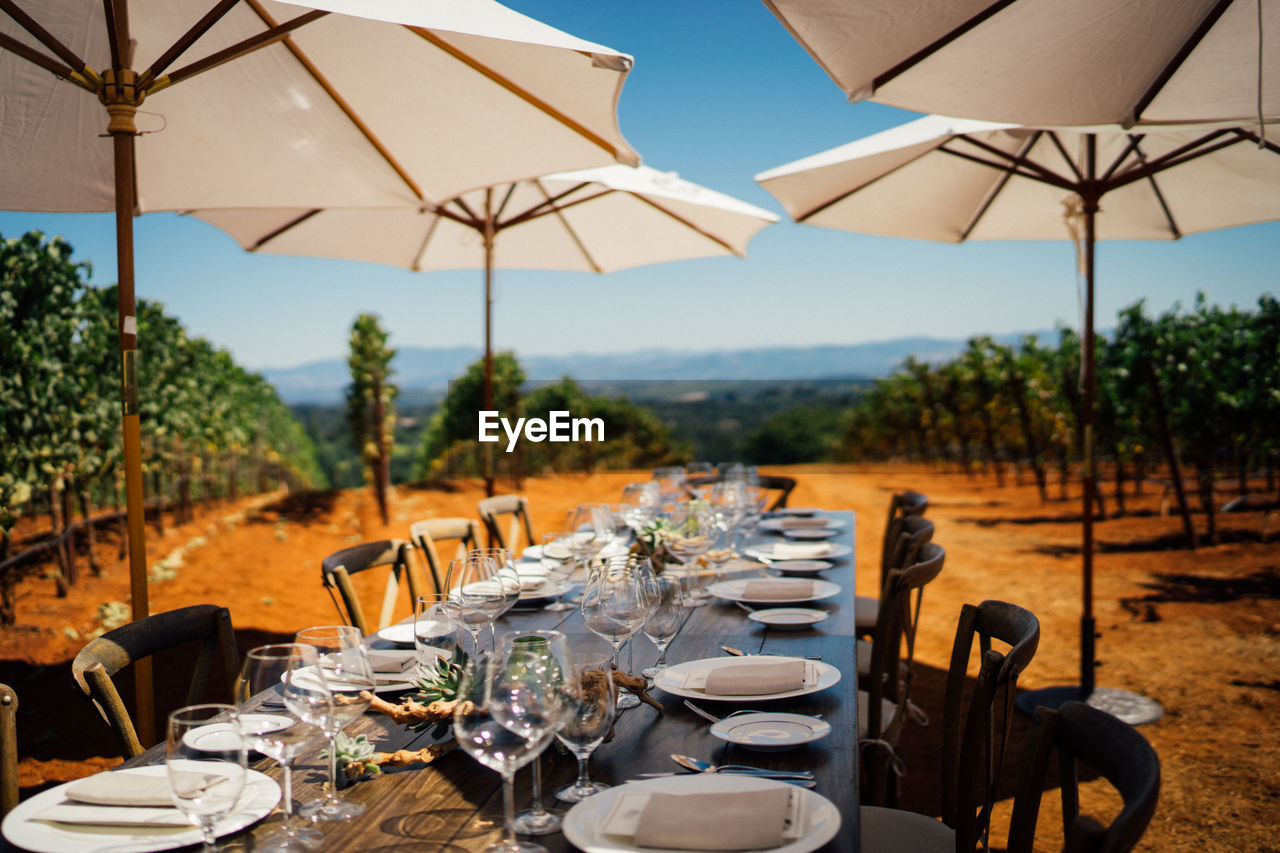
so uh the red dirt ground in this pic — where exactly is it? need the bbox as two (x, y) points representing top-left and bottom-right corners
(2, 464), (1277, 851)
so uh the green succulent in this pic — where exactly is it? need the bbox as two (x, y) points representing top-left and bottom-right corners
(323, 732), (381, 781)
(413, 645), (467, 705)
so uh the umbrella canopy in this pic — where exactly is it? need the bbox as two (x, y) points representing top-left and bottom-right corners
(757, 114), (1280, 722)
(761, 0), (1280, 127)
(190, 163), (779, 492)
(1, 0), (639, 742)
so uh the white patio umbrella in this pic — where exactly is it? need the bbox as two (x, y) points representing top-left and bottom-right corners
(1, 0), (638, 739)
(757, 114), (1280, 722)
(761, 0), (1280, 128)
(191, 163), (779, 493)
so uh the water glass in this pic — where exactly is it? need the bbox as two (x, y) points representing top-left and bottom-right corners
(446, 554), (507, 654)
(641, 576), (688, 679)
(538, 532), (577, 611)
(555, 655), (617, 803)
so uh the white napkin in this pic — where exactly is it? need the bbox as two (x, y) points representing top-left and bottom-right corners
(35, 803), (195, 827)
(743, 579), (814, 600)
(65, 770), (217, 807)
(701, 660), (806, 696)
(772, 542), (831, 559)
(622, 788), (794, 850)
(780, 517), (829, 529)
(514, 561), (548, 577)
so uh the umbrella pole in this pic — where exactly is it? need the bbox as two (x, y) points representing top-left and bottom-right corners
(105, 65), (155, 745)
(482, 209), (496, 498)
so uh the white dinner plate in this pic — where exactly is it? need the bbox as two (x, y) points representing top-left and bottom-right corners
(780, 528), (839, 540)
(181, 715), (292, 752)
(768, 560), (833, 575)
(747, 608), (830, 630)
(710, 712), (832, 751)
(290, 651), (420, 694)
(517, 578), (572, 601)
(653, 656), (840, 702)
(1, 766), (279, 853)
(746, 542), (852, 562)
(707, 578), (841, 605)
(561, 774), (840, 853)
(769, 507), (820, 517)
(758, 517), (845, 533)
(374, 623), (415, 645)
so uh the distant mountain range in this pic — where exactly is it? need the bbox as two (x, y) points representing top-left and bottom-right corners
(263, 332), (1053, 404)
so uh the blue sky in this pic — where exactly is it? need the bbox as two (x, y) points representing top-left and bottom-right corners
(2, 0), (1277, 372)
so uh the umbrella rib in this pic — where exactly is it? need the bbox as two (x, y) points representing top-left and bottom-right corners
(1045, 131), (1084, 184)
(156, 10), (328, 91)
(633, 193), (740, 256)
(871, 0), (1018, 94)
(103, 0), (126, 68)
(493, 183), (519, 223)
(500, 184), (604, 229)
(0, 0), (94, 85)
(1104, 129), (1243, 191)
(234, 0), (424, 202)
(938, 145), (1075, 192)
(411, 210), (442, 272)
(960, 131), (1040, 240)
(532, 179), (603, 273)
(0, 30), (88, 87)
(1127, 0), (1236, 125)
(1232, 126), (1280, 155)
(795, 153), (927, 222)
(250, 209), (323, 250)
(407, 26), (624, 160)
(1101, 134), (1147, 183)
(136, 0), (243, 92)
(953, 134), (1073, 187)
(1136, 167), (1183, 240)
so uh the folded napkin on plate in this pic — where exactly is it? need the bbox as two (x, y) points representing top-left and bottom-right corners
(65, 770), (220, 807)
(633, 789), (793, 851)
(35, 803), (195, 827)
(743, 579), (814, 600)
(780, 517), (829, 529)
(364, 649), (414, 674)
(514, 561), (548, 577)
(702, 659), (806, 696)
(772, 542), (831, 559)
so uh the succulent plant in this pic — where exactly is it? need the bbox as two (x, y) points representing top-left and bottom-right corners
(324, 732), (382, 781)
(413, 645), (467, 705)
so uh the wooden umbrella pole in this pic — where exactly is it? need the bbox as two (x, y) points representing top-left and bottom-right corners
(1080, 134), (1098, 698)
(103, 57), (155, 746)
(482, 197), (496, 498)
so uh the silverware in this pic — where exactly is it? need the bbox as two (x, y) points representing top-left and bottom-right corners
(734, 601), (758, 613)
(633, 772), (815, 787)
(682, 699), (723, 723)
(721, 645), (821, 661)
(670, 753), (814, 780)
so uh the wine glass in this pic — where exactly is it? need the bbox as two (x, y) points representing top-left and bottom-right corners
(566, 503), (615, 554)
(581, 554), (657, 710)
(234, 645), (325, 852)
(665, 502), (714, 604)
(619, 482), (661, 532)
(414, 593), (467, 674)
(468, 548), (523, 646)
(641, 576), (688, 680)
(497, 631), (579, 839)
(165, 703), (248, 853)
(651, 466), (687, 506)
(292, 625), (374, 821)
(555, 649), (618, 803)
(537, 532), (577, 611)
(446, 554), (506, 655)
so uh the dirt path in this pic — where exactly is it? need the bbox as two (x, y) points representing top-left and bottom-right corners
(2, 465), (1277, 851)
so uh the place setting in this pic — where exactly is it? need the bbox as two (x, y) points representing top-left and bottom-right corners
(705, 576), (841, 605)
(653, 654), (841, 703)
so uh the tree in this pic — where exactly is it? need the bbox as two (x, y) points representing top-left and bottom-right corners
(346, 314), (397, 525)
(416, 352), (524, 483)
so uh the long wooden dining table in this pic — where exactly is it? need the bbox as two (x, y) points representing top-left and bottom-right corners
(120, 511), (861, 852)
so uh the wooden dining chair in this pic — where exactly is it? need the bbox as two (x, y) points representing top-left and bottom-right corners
(1006, 701), (1160, 853)
(0, 683), (17, 817)
(755, 474), (798, 510)
(477, 494), (535, 551)
(321, 538), (419, 636)
(855, 514), (935, 636)
(857, 541), (945, 806)
(71, 604), (240, 758)
(860, 599), (1040, 844)
(409, 518), (482, 593)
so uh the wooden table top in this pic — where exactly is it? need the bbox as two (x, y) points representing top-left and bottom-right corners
(123, 511), (861, 852)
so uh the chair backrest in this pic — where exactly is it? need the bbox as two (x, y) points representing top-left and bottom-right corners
(941, 600), (1041, 850)
(0, 683), (16, 817)
(1007, 701), (1160, 853)
(881, 514), (935, 591)
(880, 489), (929, 574)
(409, 518), (481, 593)
(71, 604), (239, 758)
(754, 475), (797, 510)
(477, 495), (535, 551)
(321, 538), (417, 636)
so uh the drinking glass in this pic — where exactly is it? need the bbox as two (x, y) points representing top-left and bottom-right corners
(581, 554), (658, 710)
(414, 593), (467, 674)
(641, 576), (688, 679)
(651, 466), (687, 505)
(234, 645), (325, 851)
(292, 625), (374, 821)
(165, 704), (248, 853)
(497, 631), (579, 838)
(468, 548), (523, 646)
(555, 653), (617, 803)
(446, 554), (506, 655)
(537, 532), (577, 611)
(665, 502), (714, 604)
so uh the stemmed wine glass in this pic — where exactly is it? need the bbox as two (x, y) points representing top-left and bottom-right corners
(641, 576), (688, 680)
(165, 704), (248, 853)
(234, 645), (325, 851)
(446, 554), (507, 655)
(292, 625), (375, 821)
(468, 548), (523, 646)
(555, 649), (618, 803)
(501, 631), (578, 838)
(538, 532), (577, 611)
(453, 633), (577, 853)
(581, 554), (658, 710)
(619, 482), (661, 532)
(665, 502), (714, 605)
(651, 466), (687, 506)
(414, 593), (467, 673)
